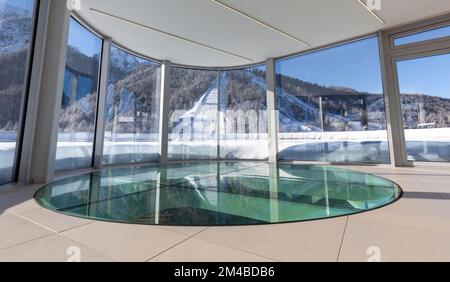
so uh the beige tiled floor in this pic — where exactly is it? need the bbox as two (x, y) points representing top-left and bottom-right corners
(194, 218), (347, 262)
(62, 222), (190, 262)
(0, 234), (116, 262)
(0, 164), (449, 262)
(150, 238), (276, 262)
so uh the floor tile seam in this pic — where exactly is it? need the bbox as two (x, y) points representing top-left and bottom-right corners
(336, 216), (350, 262)
(0, 231), (55, 253)
(57, 231), (122, 262)
(189, 232), (283, 262)
(55, 221), (98, 234)
(4, 211), (117, 261)
(6, 210), (58, 233)
(15, 208), (99, 233)
(10, 206), (97, 233)
(145, 227), (209, 262)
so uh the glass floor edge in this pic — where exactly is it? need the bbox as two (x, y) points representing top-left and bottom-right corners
(34, 162), (402, 226)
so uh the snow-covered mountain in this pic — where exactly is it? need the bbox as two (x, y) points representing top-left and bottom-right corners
(110, 47), (143, 73)
(0, 3), (33, 54)
(105, 62), (389, 137)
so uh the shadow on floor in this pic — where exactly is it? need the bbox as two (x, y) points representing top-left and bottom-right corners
(0, 184), (43, 215)
(402, 191), (450, 200)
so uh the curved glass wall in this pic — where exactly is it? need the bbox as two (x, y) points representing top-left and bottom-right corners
(276, 36), (390, 164)
(0, 0), (37, 184)
(102, 45), (161, 165)
(220, 65), (268, 160)
(39, 18), (450, 175)
(168, 67), (218, 160)
(55, 18), (103, 172)
(49, 21), (395, 170)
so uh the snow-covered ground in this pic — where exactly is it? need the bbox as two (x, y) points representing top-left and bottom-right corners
(0, 142), (16, 183)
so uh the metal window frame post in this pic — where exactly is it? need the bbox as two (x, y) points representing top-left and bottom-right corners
(93, 38), (112, 169)
(19, 0), (70, 183)
(159, 61), (171, 164)
(379, 31), (409, 167)
(266, 59), (279, 163)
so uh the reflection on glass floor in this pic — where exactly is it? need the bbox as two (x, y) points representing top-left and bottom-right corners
(35, 162), (402, 226)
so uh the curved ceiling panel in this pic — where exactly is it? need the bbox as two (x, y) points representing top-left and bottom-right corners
(76, 0), (450, 67)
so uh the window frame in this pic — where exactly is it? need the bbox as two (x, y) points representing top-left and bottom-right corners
(390, 21), (450, 50)
(273, 35), (391, 164)
(0, 0), (40, 185)
(54, 16), (104, 172)
(101, 43), (162, 166)
(219, 64), (269, 161)
(382, 13), (450, 167)
(167, 65), (220, 161)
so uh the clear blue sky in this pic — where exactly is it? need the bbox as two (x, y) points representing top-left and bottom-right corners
(68, 18), (102, 57)
(395, 25), (450, 46)
(395, 26), (450, 99)
(397, 54), (450, 99)
(1, 0), (35, 12)
(277, 36), (450, 99)
(276, 37), (383, 94)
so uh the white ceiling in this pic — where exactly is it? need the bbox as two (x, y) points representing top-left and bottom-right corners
(76, 0), (450, 67)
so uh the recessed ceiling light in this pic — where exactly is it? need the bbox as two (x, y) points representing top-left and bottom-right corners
(358, 0), (385, 24)
(210, 0), (310, 47)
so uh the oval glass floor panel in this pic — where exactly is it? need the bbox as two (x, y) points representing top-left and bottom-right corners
(35, 162), (402, 226)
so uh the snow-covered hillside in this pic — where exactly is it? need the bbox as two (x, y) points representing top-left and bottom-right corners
(0, 3), (33, 54)
(110, 47), (143, 73)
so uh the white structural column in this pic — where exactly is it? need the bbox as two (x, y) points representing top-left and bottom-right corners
(11, 1), (39, 181)
(93, 38), (112, 169)
(378, 31), (408, 167)
(267, 60), (280, 217)
(18, 0), (51, 184)
(159, 61), (172, 163)
(216, 69), (221, 160)
(266, 59), (279, 163)
(19, 0), (70, 183)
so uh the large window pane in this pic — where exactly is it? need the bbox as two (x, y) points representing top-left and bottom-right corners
(102, 46), (161, 165)
(55, 19), (102, 172)
(220, 66), (268, 160)
(276, 37), (390, 163)
(397, 54), (450, 162)
(0, 0), (36, 184)
(168, 68), (218, 160)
